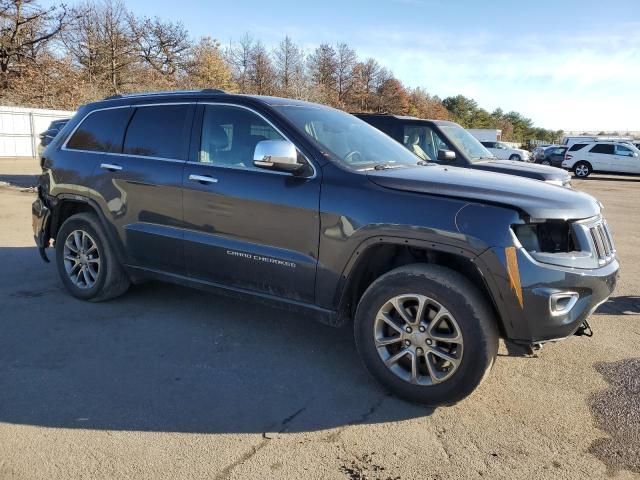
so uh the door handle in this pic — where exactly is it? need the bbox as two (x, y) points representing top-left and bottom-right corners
(189, 174), (218, 184)
(100, 163), (122, 172)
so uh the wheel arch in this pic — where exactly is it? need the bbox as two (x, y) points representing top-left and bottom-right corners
(50, 195), (127, 265)
(334, 237), (505, 336)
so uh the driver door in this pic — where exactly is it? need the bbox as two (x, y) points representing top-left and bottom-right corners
(181, 103), (321, 303)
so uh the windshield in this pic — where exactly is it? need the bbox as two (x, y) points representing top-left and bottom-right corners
(438, 125), (494, 161)
(273, 105), (420, 170)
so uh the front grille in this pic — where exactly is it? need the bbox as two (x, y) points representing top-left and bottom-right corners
(587, 219), (615, 264)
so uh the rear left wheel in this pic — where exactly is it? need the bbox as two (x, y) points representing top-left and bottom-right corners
(354, 264), (499, 406)
(55, 213), (130, 302)
(541, 160), (551, 166)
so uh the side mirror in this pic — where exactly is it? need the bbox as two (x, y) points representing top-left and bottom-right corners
(437, 149), (456, 162)
(254, 140), (303, 172)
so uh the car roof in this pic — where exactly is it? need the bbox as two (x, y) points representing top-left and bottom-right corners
(353, 113), (459, 126)
(87, 89), (334, 112)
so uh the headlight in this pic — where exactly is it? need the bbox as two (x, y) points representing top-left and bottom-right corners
(511, 219), (608, 269)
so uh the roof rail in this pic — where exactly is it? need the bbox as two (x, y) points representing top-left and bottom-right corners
(104, 89), (225, 100)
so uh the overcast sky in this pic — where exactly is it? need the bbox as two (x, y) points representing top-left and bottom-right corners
(48, 0), (640, 131)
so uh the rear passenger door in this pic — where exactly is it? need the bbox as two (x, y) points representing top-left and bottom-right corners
(88, 103), (194, 274)
(181, 103), (321, 303)
(587, 143), (614, 171)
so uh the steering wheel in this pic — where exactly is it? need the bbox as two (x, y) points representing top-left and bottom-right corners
(344, 150), (364, 164)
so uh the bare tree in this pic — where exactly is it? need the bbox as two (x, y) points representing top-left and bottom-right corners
(247, 41), (274, 95)
(227, 33), (254, 93)
(0, 0), (66, 89)
(129, 16), (191, 77)
(62, 0), (136, 94)
(335, 42), (356, 106)
(273, 35), (305, 98)
(307, 43), (337, 104)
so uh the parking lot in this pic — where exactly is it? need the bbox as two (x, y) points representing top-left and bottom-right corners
(0, 160), (638, 480)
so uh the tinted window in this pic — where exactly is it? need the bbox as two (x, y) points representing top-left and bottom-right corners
(590, 143), (614, 154)
(569, 143), (587, 151)
(198, 105), (284, 169)
(66, 108), (131, 153)
(123, 105), (190, 159)
(481, 141), (495, 148)
(614, 145), (633, 156)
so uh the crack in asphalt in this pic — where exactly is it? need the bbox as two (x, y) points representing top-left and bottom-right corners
(213, 406), (307, 480)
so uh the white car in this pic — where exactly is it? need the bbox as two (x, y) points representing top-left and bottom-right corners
(480, 141), (531, 161)
(562, 141), (640, 177)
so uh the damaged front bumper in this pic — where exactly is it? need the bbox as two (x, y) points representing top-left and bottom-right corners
(478, 246), (619, 344)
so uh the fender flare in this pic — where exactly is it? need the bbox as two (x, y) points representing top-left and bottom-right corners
(50, 194), (127, 265)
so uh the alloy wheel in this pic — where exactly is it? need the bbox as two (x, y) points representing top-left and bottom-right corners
(575, 164), (589, 177)
(63, 229), (101, 289)
(373, 294), (464, 386)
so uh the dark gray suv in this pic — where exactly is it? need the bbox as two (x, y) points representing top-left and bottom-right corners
(32, 90), (618, 405)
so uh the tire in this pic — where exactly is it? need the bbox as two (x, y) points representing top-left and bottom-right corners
(541, 160), (551, 166)
(354, 264), (499, 406)
(509, 154), (521, 161)
(55, 212), (130, 302)
(573, 161), (592, 178)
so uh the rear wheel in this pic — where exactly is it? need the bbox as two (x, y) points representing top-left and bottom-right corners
(55, 213), (130, 302)
(541, 159), (551, 166)
(509, 154), (521, 161)
(354, 264), (499, 406)
(573, 161), (592, 178)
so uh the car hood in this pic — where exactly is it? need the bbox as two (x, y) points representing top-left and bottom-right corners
(472, 159), (570, 182)
(367, 165), (600, 220)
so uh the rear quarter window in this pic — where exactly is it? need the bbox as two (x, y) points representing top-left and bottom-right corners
(65, 108), (131, 153)
(568, 143), (587, 152)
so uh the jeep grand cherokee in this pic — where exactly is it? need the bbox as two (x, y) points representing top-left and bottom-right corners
(32, 90), (618, 405)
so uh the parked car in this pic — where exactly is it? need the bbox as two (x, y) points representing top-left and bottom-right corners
(532, 144), (554, 161)
(562, 141), (640, 177)
(355, 114), (570, 186)
(535, 146), (568, 167)
(37, 119), (70, 156)
(479, 141), (531, 161)
(33, 90), (618, 406)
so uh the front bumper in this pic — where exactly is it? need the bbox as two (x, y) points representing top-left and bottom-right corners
(32, 196), (51, 262)
(479, 246), (619, 344)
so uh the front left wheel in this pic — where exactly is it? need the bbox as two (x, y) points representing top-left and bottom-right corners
(55, 212), (130, 302)
(354, 264), (499, 406)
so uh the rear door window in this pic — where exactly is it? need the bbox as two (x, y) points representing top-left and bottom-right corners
(589, 143), (615, 154)
(568, 143), (587, 151)
(123, 105), (191, 160)
(66, 108), (131, 153)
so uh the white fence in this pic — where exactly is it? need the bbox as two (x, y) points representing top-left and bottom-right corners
(0, 106), (75, 157)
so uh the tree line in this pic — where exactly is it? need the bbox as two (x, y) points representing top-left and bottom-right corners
(0, 0), (563, 144)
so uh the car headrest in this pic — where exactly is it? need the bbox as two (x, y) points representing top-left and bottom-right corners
(207, 125), (229, 149)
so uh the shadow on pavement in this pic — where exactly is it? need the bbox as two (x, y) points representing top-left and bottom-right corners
(578, 174), (640, 183)
(596, 296), (640, 315)
(0, 246), (432, 435)
(0, 174), (38, 188)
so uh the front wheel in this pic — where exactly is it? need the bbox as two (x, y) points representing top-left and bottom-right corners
(354, 264), (499, 406)
(573, 161), (592, 178)
(509, 154), (521, 161)
(541, 160), (551, 166)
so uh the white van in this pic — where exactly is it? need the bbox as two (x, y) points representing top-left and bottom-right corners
(562, 141), (640, 177)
